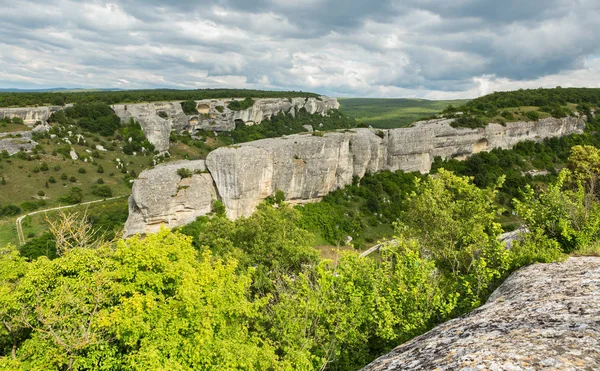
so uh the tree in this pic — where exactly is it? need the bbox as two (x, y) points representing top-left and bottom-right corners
(0, 245), (28, 361)
(567, 145), (600, 195)
(396, 169), (510, 309)
(514, 169), (600, 252)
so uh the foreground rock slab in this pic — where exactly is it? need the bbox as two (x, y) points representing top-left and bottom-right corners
(361, 257), (600, 371)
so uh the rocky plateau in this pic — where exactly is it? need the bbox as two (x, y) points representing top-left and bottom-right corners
(124, 115), (586, 235)
(111, 96), (340, 152)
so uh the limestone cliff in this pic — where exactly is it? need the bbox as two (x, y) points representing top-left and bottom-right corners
(112, 96), (339, 152)
(123, 160), (216, 235)
(124, 115), (585, 235)
(360, 256), (600, 370)
(0, 105), (66, 125)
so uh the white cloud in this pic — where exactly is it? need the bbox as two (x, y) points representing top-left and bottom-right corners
(0, 0), (599, 98)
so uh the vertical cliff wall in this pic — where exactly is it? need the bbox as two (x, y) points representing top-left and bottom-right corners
(0, 105), (66, 125)
(124, 115), (585, 235)
(112, 96), (340, 152)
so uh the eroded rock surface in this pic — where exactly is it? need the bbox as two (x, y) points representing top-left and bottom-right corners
(124, 116), (585, 235)
(0, 131), (38, 155)
(361, 257), (600, 371)
(112, 96), (339, 152)
(0, 105), (66, 125)
(124, 160), (216, 235)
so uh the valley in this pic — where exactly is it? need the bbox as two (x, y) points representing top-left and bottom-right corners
(2, 87), (600, 370)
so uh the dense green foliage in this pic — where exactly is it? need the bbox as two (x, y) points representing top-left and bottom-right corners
(119, 119), (155, 155)
(180, 99), (198, 115)
(464, 87), (600, 112)
(298, 171), (420, 247)
(228, 97), (255, 111)
(445, 87), (600, 128)
(0, 89), (319, 108)
(3, 162), (590, 370)
(49, 103), (121, 136)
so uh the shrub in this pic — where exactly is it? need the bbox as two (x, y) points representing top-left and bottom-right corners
(40, 162), (49, 171)
(60, 173), (68, 181)
(0, 204), (21, 216)
(48, 176), (56, 183)
(181, 100), (198, 115)
(78, 167), (86, 174)
(228, 97), (254, 111)
(58, 187), (83, 204)
(91, 184), (112, 198)
(525, 111), (540, 121)
(69, 176), (77, 183)
(37, 190), (45, 197)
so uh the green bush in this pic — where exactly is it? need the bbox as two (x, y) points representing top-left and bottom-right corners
(525, 111), (541, 121)
(58, 187), (83, 204)
(91, 184), (113, 198)
(180, 99), (198, 115)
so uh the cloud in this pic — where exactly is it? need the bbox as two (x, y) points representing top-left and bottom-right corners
(0, 0), (599, 98)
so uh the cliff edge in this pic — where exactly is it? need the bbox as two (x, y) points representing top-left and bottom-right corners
(124, 115), (585, 235)
(361, 256), (600, 370)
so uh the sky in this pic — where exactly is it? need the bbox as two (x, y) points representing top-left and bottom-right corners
(1, 0), (600, 99)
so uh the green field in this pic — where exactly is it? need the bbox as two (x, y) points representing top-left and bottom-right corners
(339, 98), (470, 128)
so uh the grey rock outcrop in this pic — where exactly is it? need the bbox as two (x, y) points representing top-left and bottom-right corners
(0, 105), (67, 125)
(124, 160), (216, 235)
(361, 256), (600, 370)
(111, 96), (339, 152)
(124, 116), (585, 235)
(0, 131), (38, 155)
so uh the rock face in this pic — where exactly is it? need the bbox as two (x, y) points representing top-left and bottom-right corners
(361, 256), (600, 370)
(112, 96), (339, 152)
(124, 160), (216, 235)
(0, 106), (66, 125)
(124, 116), (585, 235)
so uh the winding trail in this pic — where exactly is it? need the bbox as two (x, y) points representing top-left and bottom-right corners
(15, 196), (127, 245)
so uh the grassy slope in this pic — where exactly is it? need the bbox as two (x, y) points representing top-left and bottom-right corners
(339, 98), (470, 128)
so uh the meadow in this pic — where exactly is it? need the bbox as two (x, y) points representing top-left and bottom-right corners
(338, 98), (470, 128)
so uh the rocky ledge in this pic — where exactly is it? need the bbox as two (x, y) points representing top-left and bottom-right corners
(112, 96), (339, 152)
(361, 256), (600, 371)
(124, 116), (586, 235)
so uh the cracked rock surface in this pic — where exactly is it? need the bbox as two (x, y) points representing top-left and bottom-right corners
(361, 257), (600, 371)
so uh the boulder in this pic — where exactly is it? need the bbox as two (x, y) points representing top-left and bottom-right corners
(361, 257), (600, 370)
(124, 160), (216, 235)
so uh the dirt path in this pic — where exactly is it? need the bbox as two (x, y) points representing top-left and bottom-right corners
(15, 196), (127, 245)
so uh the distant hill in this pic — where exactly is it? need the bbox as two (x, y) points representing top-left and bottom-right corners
(0, 88), (120, 93)
(338, 98), (470, 128)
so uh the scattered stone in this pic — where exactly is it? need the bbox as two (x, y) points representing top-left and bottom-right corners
(69, 149), (78, 160)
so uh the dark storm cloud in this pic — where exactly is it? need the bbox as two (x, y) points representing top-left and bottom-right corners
(0, 0), (599, 97)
